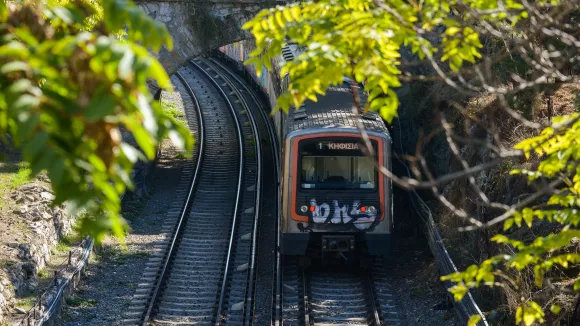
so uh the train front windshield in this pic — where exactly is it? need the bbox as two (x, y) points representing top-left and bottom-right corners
(301, 156), (376, 189)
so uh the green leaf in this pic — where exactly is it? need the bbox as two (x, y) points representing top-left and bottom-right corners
(574, 280), (580, 291)
(137, 93), (157, 135)
(445, 27), (461, 35)
(0, 1), (7, 20)
(22, 132), (49, 160)
(131, 125), (156, 159)
(52, 6), (74, 25)
(86, 94), (116, 120)
(168, 129), (185, 150)
(551, 305), (561, 315)
(120, 143), (144, 163)
(467, 315), (481, 326)
(48, 159), (65, 186)
(1, 61), (30, 73)
(118, 48), (134, 80)
(522, 208), (534, 228)
(11, 94), (40, 112)
(0, 42), (29, 58)
(503, 218), (514, 231)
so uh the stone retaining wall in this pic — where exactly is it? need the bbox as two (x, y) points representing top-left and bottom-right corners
(0, 184), (76, 323)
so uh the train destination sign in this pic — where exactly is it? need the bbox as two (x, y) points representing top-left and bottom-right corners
(318, 142), (360, 150)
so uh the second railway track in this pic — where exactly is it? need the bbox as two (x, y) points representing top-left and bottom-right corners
(124, 56), (266, 325)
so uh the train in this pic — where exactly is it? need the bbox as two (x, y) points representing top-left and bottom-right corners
(219, 42), (393, 261)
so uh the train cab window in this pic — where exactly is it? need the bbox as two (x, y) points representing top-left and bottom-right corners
(301, 156), (376, 190)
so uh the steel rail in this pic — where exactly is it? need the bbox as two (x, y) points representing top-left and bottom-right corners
(302, 268), (311, 326)
(207, 57), (281, 326)
(208, 55), (283, 326)
(364, 275), (382, 326)
(141, 71), (206, 326)
(189, 59), (252, 326)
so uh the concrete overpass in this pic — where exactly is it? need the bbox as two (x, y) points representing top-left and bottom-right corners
(136, 0), (277, 87)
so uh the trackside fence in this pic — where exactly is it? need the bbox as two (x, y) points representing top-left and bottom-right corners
(396, 153), (489, 326)
(17, 237), (94, 326)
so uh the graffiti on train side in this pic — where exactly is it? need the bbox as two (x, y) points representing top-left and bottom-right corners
(309, 199), (377, 230)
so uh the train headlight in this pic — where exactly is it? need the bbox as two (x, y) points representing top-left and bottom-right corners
(368, 206), (377, 214)
(300, 205), (308, 213)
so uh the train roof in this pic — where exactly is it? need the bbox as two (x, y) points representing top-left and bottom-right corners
(283, 83), (390, 137)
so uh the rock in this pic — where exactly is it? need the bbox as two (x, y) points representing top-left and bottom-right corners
(40, 192), (54, 201)
(21, 262), (36, 277)
(19, 184), (36, 192)
(17, 205), (28, 215)
(36, 174), (50, 182)
(30, 208), (42, 221)
(27, 280), (38, 292)
(1, 178), (80, 320)
(18, 244), (32, 260)
(10, 191), (19, 199)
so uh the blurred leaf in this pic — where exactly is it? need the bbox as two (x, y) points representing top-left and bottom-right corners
(467, 315), (481, 326)
(86, 94), (116, 120)
(0, 0), (189, 245)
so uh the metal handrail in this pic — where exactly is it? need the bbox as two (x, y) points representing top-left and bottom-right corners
(17, 237), (93, 326)
(395, 150), (489, 325)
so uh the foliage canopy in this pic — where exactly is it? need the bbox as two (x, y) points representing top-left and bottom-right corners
(0, 0), (192, 242)
(243, 0), (532, 123)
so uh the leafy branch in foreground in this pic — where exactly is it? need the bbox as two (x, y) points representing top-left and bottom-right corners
(442, 114), (580, 326)
(243, 0), (580, 324)
(242, 0), (529, 123)
(0, 0), (192, 242)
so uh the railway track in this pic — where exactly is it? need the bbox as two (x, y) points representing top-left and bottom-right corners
(191, 58), (263, 325)
(281, 259), (401, 326)
(206, 53), (402, 326)
(205, 57), (281, 326)
(120, 52), (403, 326)
(122, 56), (264, 325)
(122, 72), (204, 325)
